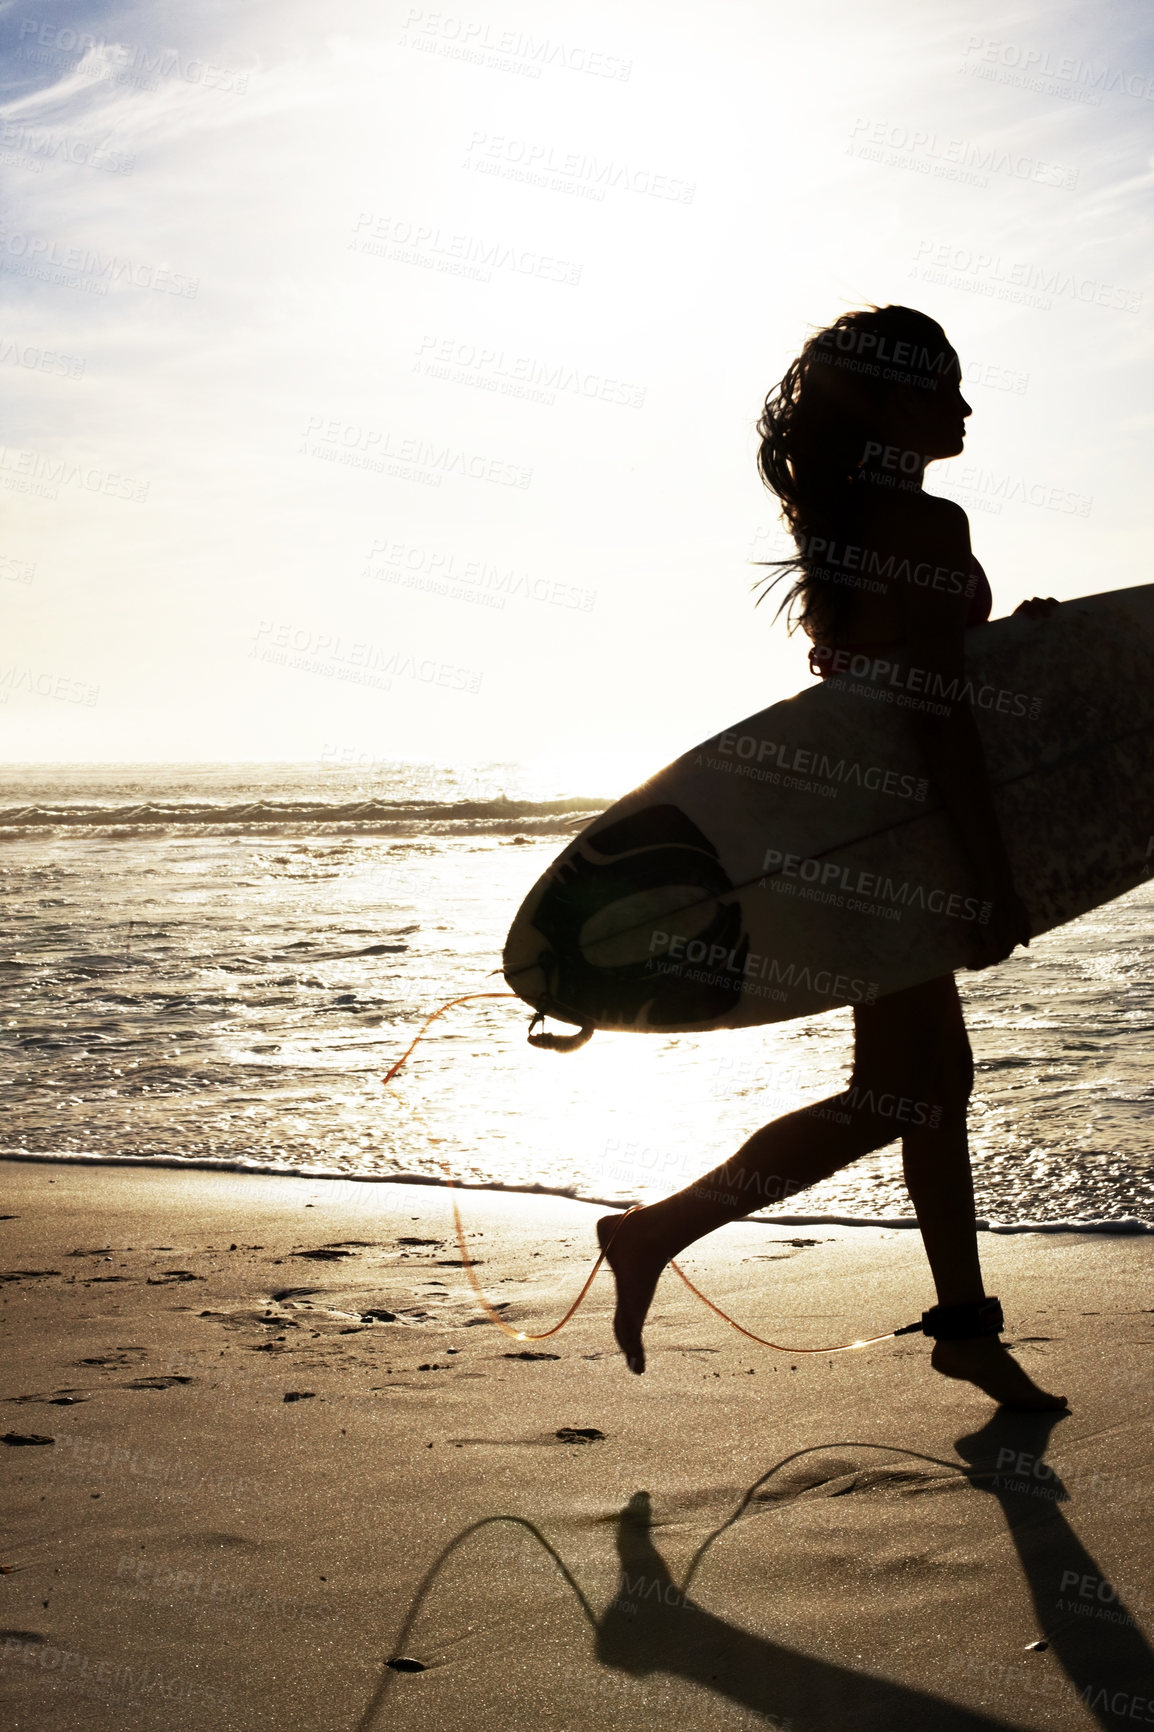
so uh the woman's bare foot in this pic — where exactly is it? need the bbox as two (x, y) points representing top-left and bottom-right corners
(597, 1211), (669, 1374)
(931, 1338), (1068, 1410)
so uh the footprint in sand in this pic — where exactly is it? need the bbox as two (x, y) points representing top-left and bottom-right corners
(7, 1390), (89, 1407)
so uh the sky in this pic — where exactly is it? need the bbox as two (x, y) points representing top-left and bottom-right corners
(1, 0), (1152, 774)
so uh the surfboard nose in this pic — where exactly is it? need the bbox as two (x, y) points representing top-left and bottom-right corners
(501, 952), (549, 1007)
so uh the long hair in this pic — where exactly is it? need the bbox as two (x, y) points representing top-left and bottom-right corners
(753, 305), (957, 640)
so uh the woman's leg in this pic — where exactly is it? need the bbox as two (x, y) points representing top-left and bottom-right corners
(853, 971), (986, 1305)
(597, 985), (928, 1373)
(597, 1092), (897, 1371)
(599, 975), (1067, 1407)
(886, 978), (1066, 1408)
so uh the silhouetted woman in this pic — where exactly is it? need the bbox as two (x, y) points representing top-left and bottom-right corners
(598, 304), (1066, 1411)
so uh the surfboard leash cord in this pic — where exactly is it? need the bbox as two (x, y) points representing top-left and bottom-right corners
(381, 989), (590, 1085)
(436, 1180), (994, 1354)
(380, 991), (992, 1356)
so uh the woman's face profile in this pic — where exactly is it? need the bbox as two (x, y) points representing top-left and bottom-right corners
(880, 344), (972, 467)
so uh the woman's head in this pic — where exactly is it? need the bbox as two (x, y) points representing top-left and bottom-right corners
(754, 305), (970, 632)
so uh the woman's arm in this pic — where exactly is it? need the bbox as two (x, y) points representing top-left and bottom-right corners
(894, 499), (1029, 966)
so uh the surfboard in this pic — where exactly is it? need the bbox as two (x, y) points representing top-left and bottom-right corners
(502, 584), (1154, 1032)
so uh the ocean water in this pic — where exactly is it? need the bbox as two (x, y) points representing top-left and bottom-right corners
(2, 761), (1152, 1231)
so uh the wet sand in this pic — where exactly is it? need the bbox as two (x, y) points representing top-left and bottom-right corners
(2, 1157), (1152, 1731)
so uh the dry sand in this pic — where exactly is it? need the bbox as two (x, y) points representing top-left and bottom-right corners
(1, 1157), (1152, 1731)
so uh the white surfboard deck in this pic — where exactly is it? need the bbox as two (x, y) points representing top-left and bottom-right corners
(503, 584), (1154, 1032)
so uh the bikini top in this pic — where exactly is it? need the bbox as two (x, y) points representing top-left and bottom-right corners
(808, 558), (992, 679)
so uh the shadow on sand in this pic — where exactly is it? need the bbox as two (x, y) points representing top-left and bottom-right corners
(361, 1412), (1152, 1730)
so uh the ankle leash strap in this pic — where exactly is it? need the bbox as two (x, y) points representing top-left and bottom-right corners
(893, 1296), (1005, 1341)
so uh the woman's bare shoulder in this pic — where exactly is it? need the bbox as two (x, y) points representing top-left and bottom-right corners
(915, 491), (971, 539)
(855, 487), (972, 568)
